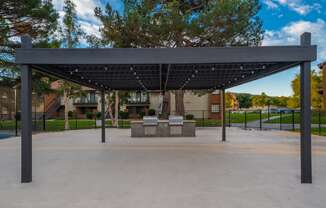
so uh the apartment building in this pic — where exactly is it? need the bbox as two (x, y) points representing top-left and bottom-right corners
(39, 89), (222, 119)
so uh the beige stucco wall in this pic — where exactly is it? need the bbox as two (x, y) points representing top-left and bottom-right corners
(149, 92), (161, 112)
(149, 91), (209, 118)
(171, 91), (209, 118)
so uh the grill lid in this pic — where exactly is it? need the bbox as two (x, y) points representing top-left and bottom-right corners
(169, 116), (183, 125)
(143, 116), (158, 126)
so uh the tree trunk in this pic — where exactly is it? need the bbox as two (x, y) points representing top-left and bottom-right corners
(63, 89), (70, 130)
(161, 92), (171, 119)
(114, 91), (119, 127)
(106, 93), (115, 124)
(175, 90), (185, 116)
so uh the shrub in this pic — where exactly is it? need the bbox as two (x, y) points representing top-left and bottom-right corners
(86, 111), (94, 119)
(138, 111), (145, 118)
(68, 111), (74, 118)
(185, 114), (194, 120)
(96, 112), (102, 119)
(119, 111), (129, 119)
(148, 109), (156, 116)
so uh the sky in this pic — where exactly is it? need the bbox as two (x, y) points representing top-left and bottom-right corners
(52, 0), (326, 96)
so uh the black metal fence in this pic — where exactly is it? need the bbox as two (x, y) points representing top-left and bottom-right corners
(1, 109), (326, 138)
(0, 112), (132, 138)
(176, 109), (326, 136)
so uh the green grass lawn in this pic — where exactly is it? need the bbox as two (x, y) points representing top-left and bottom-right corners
(311, 128), (326, 136)
(226, 112), (277, 123)
(195, 119), (221, 127)
(265, 112), (326, 124)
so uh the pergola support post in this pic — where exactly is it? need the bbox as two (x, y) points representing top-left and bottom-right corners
(221, 89), (226, 142)
(101, 90), (106, 143)
(21, 35), (33, 183)
(300, 32), (312, 184)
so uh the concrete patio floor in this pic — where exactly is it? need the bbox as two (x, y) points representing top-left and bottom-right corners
(1, 127), (326, 208)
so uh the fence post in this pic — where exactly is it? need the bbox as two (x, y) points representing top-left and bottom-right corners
(280, 111), (282, 130)
(268, 103), (270, 121)
(228, 110), (231, 127)
(94, 115), (97, 129)
(202, 110), (204, 126)
(75, 112), (77, 129)
(292, 110), (295, 131)
(15, 114), (18, 136)
(244, 111), (247, 129)
(318, 110), (321, 136)
(259, 110), (262, 130)
(34, 110), (37, 131)
(42, 113), (46, 131)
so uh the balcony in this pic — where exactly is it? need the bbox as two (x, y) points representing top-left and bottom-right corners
(126, 92), (150, 106)
(73, 93), (98, 107)
(73, 102), (98, 107)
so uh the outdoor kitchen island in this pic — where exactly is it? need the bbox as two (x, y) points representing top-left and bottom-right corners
(131, 116), (196, 137)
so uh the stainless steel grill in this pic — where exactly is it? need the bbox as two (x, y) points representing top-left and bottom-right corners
(169, 116), (183, 125)
(143, 116), (158, 126)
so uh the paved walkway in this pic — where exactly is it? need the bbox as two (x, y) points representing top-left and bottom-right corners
(0, 128), (326, 208)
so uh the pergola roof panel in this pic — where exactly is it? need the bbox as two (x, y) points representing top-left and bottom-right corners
(16, 46), (316, 65)
(16, 45), (317, 91)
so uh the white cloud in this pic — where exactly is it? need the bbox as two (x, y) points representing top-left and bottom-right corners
(263, 19), (326, 64)
(53, 0), (103, 24)
(52, 0), (107, 46)
(263, 0), (279, 9)
(80, 20), (102, 37)
(263, 0), (322, 15)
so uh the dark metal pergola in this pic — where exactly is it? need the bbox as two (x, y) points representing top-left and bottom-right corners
(16, 33), (316, 184)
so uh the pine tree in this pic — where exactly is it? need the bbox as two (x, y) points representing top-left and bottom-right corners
(60, 0), (84, 129)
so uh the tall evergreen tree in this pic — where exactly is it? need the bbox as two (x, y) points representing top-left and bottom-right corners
(90, 0), (264, 116)
(59, 0), (84, 130)
(62, 0), (83, 48)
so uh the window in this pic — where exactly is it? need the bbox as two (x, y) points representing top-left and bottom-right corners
(128, 91), (149, 103)
(211, 104), (220, 113)
(89, 92), (96, 103)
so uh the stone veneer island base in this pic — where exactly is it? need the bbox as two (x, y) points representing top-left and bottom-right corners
(131, 120), (196, 137)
